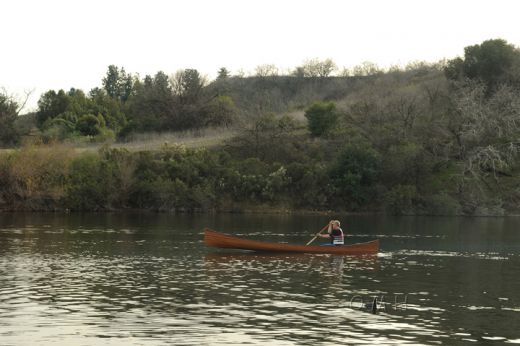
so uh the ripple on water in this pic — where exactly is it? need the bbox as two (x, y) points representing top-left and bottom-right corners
(1, 223), (519, 345)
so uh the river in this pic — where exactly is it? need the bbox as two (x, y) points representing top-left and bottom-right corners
(1, 212), (519, 345)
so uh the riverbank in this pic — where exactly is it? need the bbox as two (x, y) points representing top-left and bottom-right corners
(1, 142), (518, 217)
(2, 204), (517, 217)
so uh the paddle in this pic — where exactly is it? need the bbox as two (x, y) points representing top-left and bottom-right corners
(306, 223), (330, 246)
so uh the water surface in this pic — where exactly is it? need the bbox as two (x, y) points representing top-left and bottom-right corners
(1, 213), (519, 345)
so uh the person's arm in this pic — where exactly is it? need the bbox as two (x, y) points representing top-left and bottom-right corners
(317, 233), (331, 238)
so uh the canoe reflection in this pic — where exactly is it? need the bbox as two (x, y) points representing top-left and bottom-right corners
(204, 251), (378, 275)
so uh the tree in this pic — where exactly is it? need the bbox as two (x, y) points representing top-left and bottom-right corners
(102, 65), (134, 101)
(217, 67), (230, 80)
(88, 88), (126, 132)
(124, 71), (178, 133)
(351, 61), (382, 76)
(227, 113), (298, 161)
(36, 90), (70, 127)
(329, 143), (381, 207)
(445, 39), (520, 91)
(304, 101), (339, 136)
(171, 69), (207, 104)
(255, 64), (279, 77)
(204, 95), (237, 126)
(0, 92), (19, 146)
(153, 71), (172, 96)
(76, 114), (102, 136)
(292, 66), (306, 78)
(298, 58), (337, 77)
(450, 82), (520, 177)
(35, 87), (123, 141)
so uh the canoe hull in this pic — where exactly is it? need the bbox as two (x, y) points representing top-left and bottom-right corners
(204, 228), (379, 254)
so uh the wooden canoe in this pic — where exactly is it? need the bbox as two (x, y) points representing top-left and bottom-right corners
(204, 228), (379, 254)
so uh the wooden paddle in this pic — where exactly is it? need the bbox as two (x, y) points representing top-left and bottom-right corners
(306, 223), (330, 246)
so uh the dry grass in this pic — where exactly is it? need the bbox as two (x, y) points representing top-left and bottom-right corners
(78, 128), (236, 152)
(110, 127), (237, 151)
(0, 127), (237, 154)
(286, 109), (306, 122)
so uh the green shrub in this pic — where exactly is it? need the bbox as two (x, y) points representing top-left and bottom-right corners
(286, 162), (330, 207)
(76, 114), (102, 136)
(66, 153), (117, 210)
(304, 101), (338, 137)
(329, 143), (381, 208)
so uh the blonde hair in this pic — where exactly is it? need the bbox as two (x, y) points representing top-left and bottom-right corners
(332, 220), (341, 227)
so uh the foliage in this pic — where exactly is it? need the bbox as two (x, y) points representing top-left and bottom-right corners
(205, 95), (237, 126)
(350, 61), (383, 76)
(36, 89), (70, 127)
(66, 153), (116, 210)
(255, 64), (279, 77)
(285, 162), (330, 207)
(36, 88), (118, 142)
(124, 71), (175, 133)
(384, 185), (417, 215)
(295, 58), (337, 78)
(0, 92), (20, 146)
(0, 145), (72, 209)
(76, 114), (102, 136)
(102, 65), (134, 101)
(445, 39), (520, 91)
(217, 67), (230, 80)
(172, 68), (207, 104)
(225, 113), (299, 162)
(304, 101), (338, 137)
(329, 143), (381, 208)
(422, 192), (462, 216)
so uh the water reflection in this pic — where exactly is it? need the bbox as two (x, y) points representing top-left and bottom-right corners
(204, 252), (379, 280)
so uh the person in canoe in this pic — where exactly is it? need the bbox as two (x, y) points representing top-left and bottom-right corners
(317, 220), (344, 246)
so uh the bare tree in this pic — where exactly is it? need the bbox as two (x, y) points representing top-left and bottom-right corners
(351, 61), (382, 76)
(299, 58), (337, 78)
(255, 64), (279, 78)
(450, 81), (520, 180)
(1, 87), (33, 115)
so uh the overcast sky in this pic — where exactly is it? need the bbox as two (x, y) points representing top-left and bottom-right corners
(2, 0), (520, 111)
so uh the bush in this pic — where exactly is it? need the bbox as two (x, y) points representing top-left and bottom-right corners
(285, 162), (330, 207)
(329, 143), (381, 208)
(304, 101), (338, 137)
(76, 114), (102, 136)
(66, 153), (118, 210)
(0, 145), (72, 209)
(129, 177), (190, 211)
(445, 39), (520, 91)
(0, 93), (20, 146)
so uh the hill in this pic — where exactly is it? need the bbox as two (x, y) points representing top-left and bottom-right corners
(2, 39), (520, 215)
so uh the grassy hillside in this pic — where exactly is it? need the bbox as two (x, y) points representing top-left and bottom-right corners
(3, 39), (520, 214)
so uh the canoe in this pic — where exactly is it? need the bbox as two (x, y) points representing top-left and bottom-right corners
(204, 228), (379, 254)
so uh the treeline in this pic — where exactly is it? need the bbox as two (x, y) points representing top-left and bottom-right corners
(34, 68), (238, 142)
(0, 57), (420, 146)
(2, 38), (520, 215)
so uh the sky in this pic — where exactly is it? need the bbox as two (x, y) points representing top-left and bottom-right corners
(2, 0), (520, 112)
